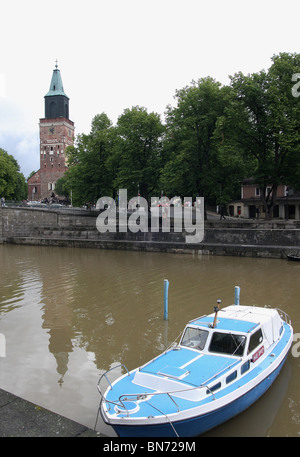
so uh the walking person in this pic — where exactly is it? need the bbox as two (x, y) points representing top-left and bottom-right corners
(220, 206), (226, 220)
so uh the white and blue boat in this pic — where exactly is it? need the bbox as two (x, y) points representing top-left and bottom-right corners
(98, 290), (293, 437)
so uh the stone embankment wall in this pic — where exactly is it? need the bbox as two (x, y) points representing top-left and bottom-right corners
(0, 207), (300, 259)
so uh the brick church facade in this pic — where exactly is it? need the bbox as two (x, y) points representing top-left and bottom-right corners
(27, 63), (74, 201)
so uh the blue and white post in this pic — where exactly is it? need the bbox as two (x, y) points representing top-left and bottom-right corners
(164, 279), (169, 320)
(235, 286), (240, 305)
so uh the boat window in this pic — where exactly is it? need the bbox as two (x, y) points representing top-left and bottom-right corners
(248, 329), (263, 354)
(241, 360), (250, 374)
(209, 332), (246, 356)
(226, 371), (237, 384)
(181, 327), (209, 350)
(206, 382), (221, 394)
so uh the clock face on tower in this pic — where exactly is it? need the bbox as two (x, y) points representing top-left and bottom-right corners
(49, 127), (55, 134)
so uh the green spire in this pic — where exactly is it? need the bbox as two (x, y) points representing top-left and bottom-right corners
(45, 61), (69, 98)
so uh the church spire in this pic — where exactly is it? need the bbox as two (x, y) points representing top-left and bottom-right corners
(44, 62), (69, 119)
(45, 61), (68, 98)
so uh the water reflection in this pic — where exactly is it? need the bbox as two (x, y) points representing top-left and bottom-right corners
(0, 244), (299, 436)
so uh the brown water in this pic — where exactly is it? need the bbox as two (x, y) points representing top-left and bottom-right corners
(0, 244), (299, 437)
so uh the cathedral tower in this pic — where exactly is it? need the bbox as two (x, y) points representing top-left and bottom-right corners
(28, 62), (75, 202)
(39, 62), (75, 200)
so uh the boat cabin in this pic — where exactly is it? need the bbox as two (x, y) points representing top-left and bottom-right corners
(180, 305), (283, 360)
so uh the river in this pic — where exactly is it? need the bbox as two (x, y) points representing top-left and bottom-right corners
(0, 244), (299, 437)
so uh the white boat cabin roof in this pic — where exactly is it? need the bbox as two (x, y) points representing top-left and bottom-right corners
(189, 305), (282, 346)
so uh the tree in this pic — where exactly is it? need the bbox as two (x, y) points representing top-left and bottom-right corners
(267, 53), (300, 192)
(161, 78), (241, 209)
(220, 53), (300, 218)
(64, 113), (115, 206)
(0, 148), (27, 200)
(55, 176), (69, 200)
(113, 106), (165, 201)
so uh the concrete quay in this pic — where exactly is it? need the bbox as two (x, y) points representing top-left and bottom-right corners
(1, 206), (300, 259)
(0, 388), (102, 437)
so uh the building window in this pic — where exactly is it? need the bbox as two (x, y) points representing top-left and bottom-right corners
(255, 188), (260, 197)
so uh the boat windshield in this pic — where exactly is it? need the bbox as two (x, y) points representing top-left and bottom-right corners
(209, 332), (246, 356)
(181, 327), (209, 350)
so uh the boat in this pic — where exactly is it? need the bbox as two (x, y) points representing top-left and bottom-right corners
(97, 291), (293, 437)
(286, 254), (300, 262)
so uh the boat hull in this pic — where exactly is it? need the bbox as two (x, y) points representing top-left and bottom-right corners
(287, 255), (300, 262)
(111, 354), (288, 437)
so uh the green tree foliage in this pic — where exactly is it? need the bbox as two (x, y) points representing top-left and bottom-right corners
(55, 176), (69, 200)
(218, 52), (300, 218)
(61, 53), (300, 218)
(64, 113), (115, 206)
(65, 108), (165, 206)
(161, 78), (248, 207)
(0, 148), (27, 200)
(113, 106), (165, 201)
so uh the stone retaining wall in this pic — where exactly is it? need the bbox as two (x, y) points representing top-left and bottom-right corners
(1, 207), (300, 259)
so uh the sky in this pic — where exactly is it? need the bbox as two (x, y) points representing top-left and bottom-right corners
(0, 0), (299, 179)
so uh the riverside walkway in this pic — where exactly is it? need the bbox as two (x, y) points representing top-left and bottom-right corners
(0, 388), (102, 437)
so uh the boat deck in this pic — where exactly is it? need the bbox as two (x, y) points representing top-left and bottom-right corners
(140, 348), (239, 387)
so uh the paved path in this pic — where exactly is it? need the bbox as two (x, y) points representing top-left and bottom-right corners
(0, 388), (103, 437)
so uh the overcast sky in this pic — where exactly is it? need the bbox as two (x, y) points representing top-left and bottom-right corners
(0, 0), (299, 179)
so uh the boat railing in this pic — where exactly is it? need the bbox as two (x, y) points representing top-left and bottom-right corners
(100, 383), (217, 417)
(276, 308), (292, 325)
(119, 391), (181, 414)
(97, 363), (130, 408)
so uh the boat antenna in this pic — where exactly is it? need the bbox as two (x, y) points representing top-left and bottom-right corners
(212, 299), (221, 328)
